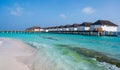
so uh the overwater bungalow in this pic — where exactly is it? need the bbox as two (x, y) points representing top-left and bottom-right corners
(77, 22), (92, 31)
(25, 20), (118, 36)
(26, 26), (43, 32)
(48, 27), (53, 32)
(52, 26), (58, 31)
(90, 20), (118, 35)
(43, 27), (49, 32)
(69, 24), (80, 31)
(55, 26), (60, 31)
(49, 27), (54, 31)
(90, 20), (118, 32)
(58, 26), (64, 31)
(63, 25), (71, 31)
(51, 27), (55, 31)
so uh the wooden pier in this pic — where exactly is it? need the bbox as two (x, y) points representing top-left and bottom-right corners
(0, 31), (41, 34)
(46, 31), (118, 36)
(0, 30), (118, 36)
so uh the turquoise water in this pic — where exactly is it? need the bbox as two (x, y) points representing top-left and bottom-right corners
(0, 32), (120, 70)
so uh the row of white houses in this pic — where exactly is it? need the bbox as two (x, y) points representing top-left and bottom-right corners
(43, 20), (118, 32)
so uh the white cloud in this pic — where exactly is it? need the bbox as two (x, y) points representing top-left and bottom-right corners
(82, 7), (95, 14)
(7, 3), (24, 16)
(59, 14), (66, 19)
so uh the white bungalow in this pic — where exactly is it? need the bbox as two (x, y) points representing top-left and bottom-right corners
(48, 27), (51, 31)
(47, 27), (51, 31)
(50, 27), (57, 31)
(47, 27), (54, 32)
(58, 26), (64, 31)
(63, 25), (71, 31)
(53, 26), (57, 31)
(69, 24), (79, 31)
(26, 26), (43, 32)
(45, 29), (49, 32)
(90, 20), (118, 32)
(56, 26), (60, 31)
(43, 27), (50, 32)
(51, 27), (56, 31)
(77, 22), (92, 31)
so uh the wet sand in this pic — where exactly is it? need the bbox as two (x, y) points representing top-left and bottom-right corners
(0, 38), (36, 70)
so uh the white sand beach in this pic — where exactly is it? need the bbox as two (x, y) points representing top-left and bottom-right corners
(0, 38), (36, 70)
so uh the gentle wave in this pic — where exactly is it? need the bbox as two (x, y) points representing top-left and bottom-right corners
(0, 33), (120, 70)
(27, 42), (115, 70)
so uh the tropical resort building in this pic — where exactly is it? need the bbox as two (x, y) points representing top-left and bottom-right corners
(55, 26), (59, 31)
(51, 26), (56, 32)
(63, 25), (71, 31)
(47, 27), (53, 32)
(77, 22), (92, 31)
(69, 24), (80, 31)
(26, 20), (118, 36)
(26, 26), (43, 32)
(53, 26), (59, 31)
(43, 27), (49, 32)
(90, 20), (118, 32)
(90, 20), (118, 36)
(58, 26), (64, 31)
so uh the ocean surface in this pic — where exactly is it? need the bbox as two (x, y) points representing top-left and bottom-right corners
(0, 32), (120, 70)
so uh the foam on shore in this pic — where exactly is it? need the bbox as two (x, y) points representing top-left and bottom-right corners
(0, 38), (36, 70)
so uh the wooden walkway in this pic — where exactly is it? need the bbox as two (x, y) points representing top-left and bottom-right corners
(0, 31), (118, 36)
(46, 31), (118, 36)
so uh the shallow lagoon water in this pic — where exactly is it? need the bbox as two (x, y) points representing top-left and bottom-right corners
(0, 32), (120, 70)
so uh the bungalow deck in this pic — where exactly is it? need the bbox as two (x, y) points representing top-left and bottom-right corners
(46, 31), (118, 36)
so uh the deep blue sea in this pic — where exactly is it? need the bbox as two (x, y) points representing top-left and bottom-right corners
(0, 32), (120, 70)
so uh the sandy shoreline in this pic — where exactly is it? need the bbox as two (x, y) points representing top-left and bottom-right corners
(0, 38), (36, 70)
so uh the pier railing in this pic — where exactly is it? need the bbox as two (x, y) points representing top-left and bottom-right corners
(45, 31), (118, 36)
(0, 30), (118, 36)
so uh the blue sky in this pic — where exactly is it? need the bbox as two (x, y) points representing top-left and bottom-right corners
(0, 0), (120, 30)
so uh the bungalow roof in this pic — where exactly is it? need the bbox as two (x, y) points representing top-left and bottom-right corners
(79, 22), (92, 27)
(91, 20), (118, 26)
(71, 24), (80, 27)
